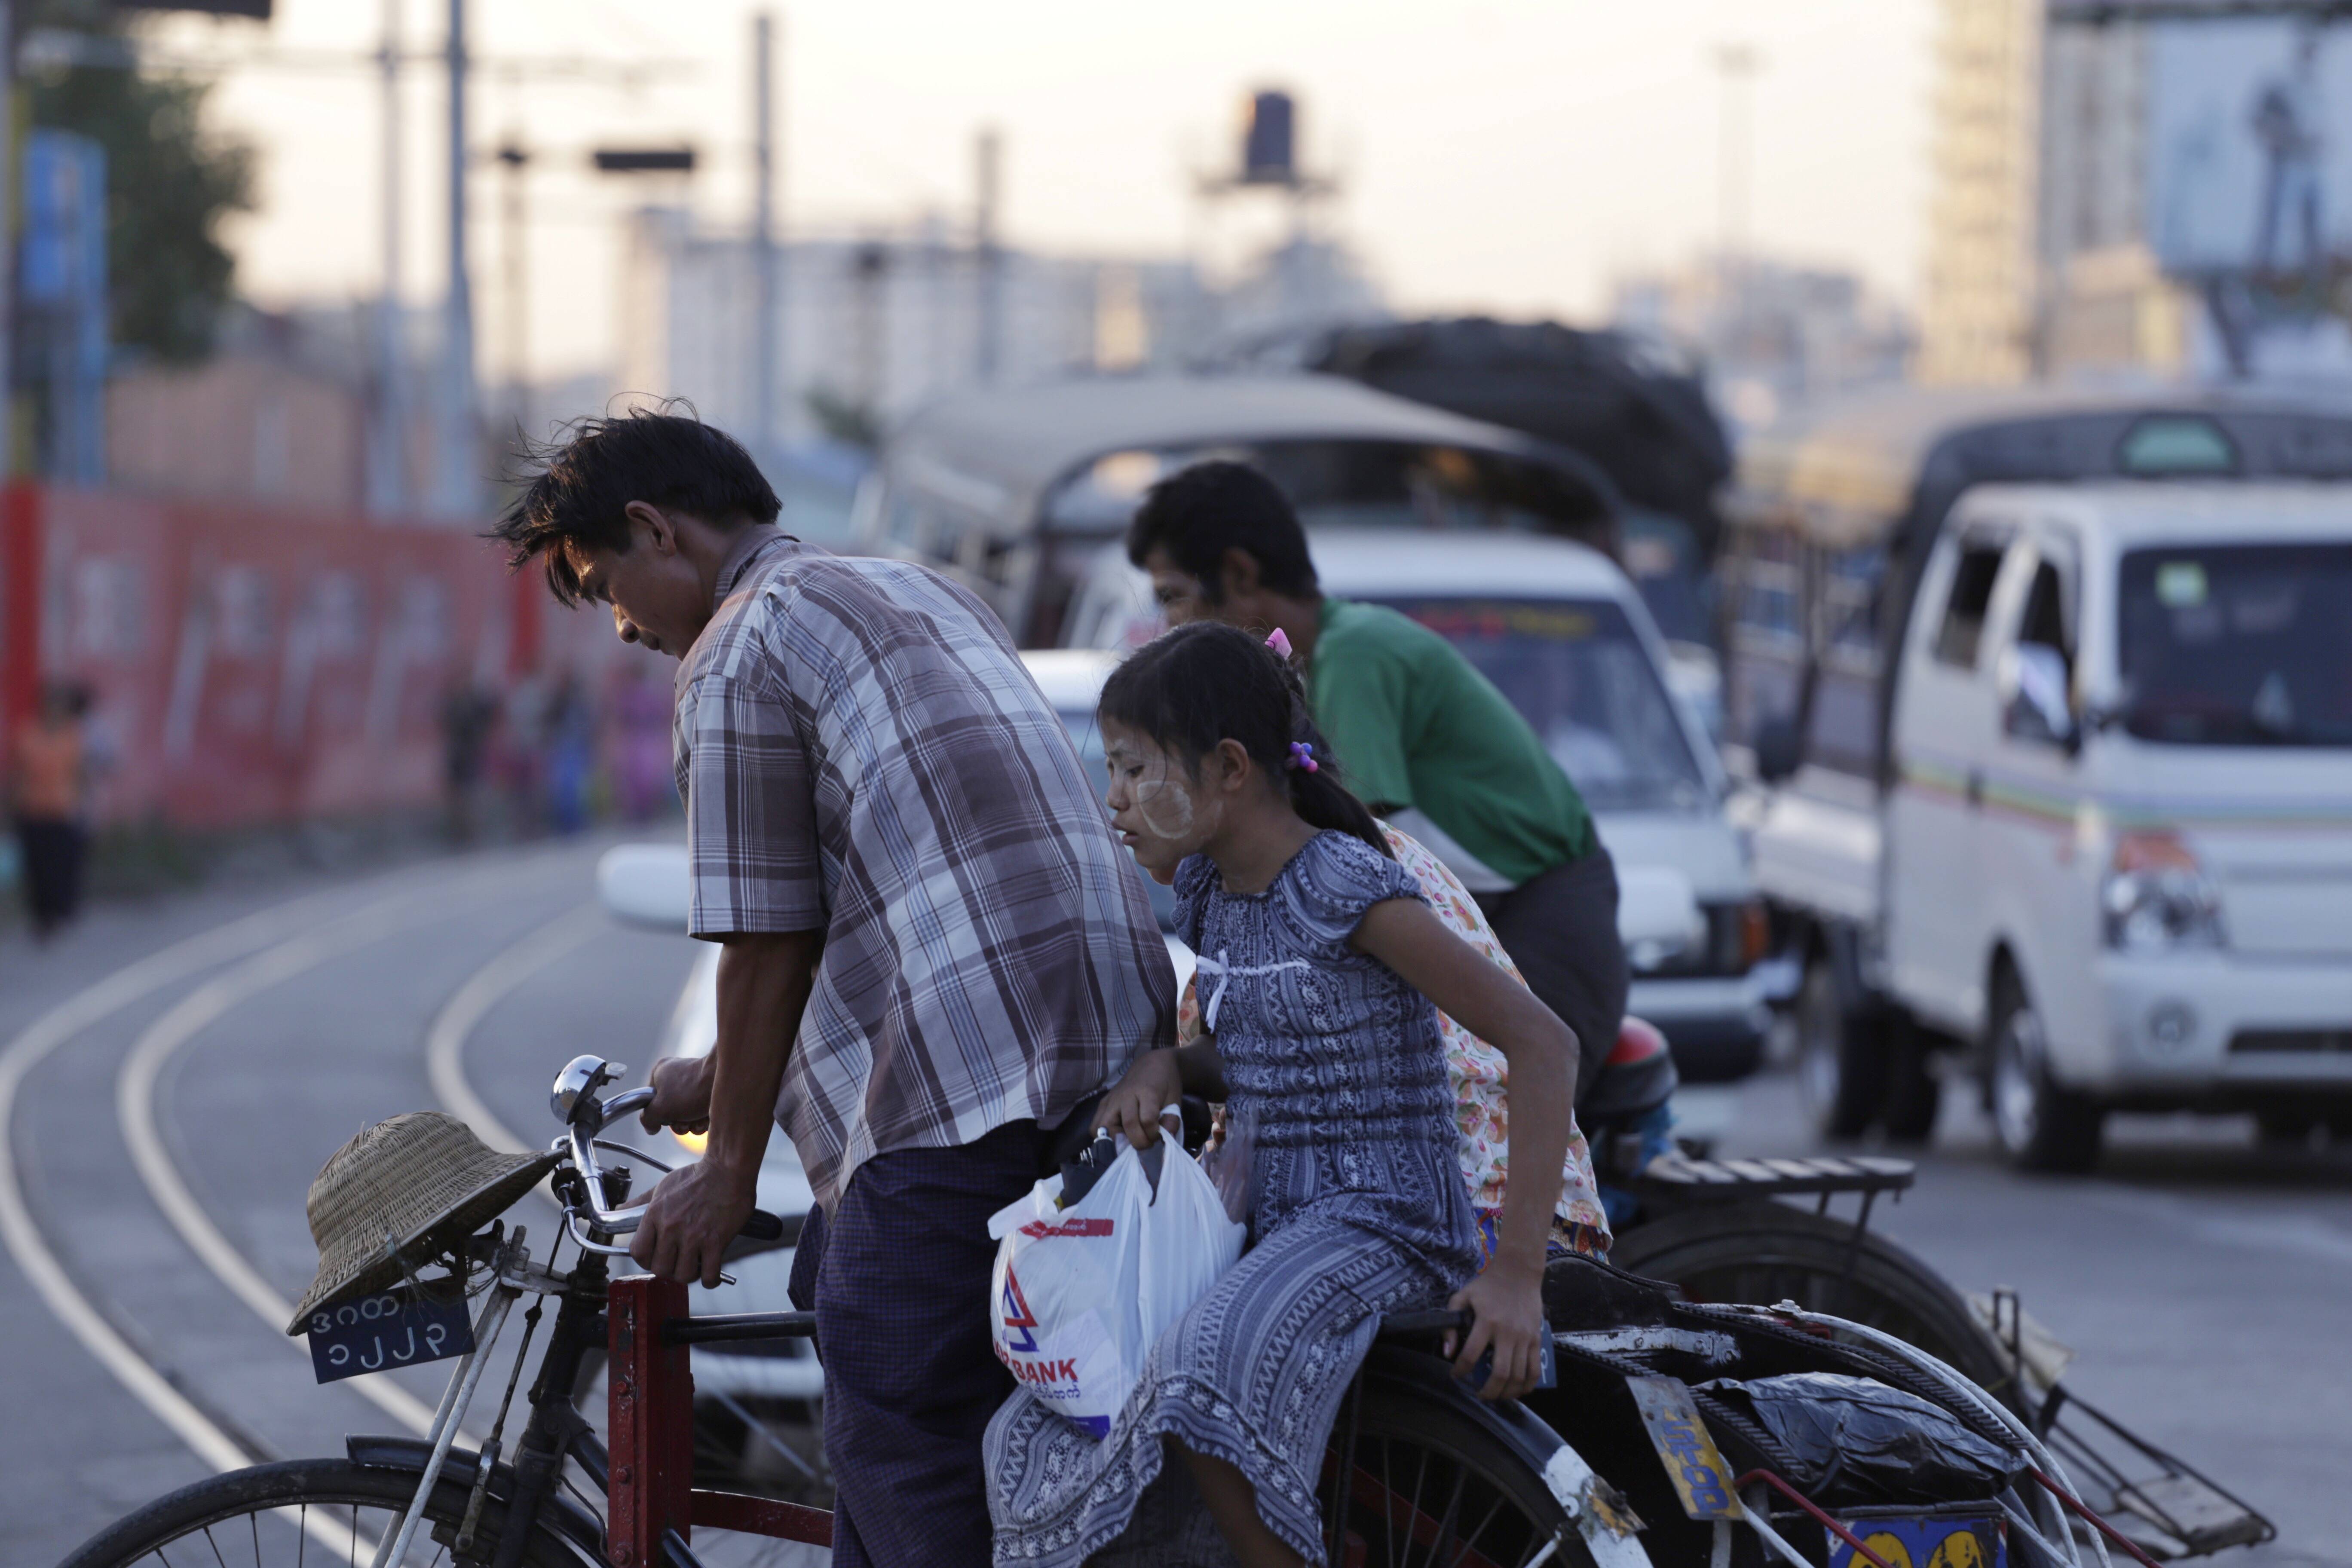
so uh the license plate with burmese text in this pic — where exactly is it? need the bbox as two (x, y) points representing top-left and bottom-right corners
(305, 1288), (475, 1384)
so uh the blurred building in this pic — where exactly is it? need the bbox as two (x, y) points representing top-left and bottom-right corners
(1611, 255), (1914, 432)
(1916, 0), (2340, 385)
(103, 302), (469, 519)
(614, 208), (1381, 460)
(1918, 0), (2045, 384)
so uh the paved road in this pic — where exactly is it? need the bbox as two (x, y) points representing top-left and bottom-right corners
(1, 839), (2344, 1565)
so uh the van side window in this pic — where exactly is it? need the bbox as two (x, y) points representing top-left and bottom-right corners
(2018, 560), (2072, 665)
(1933, 542), (2005, 668)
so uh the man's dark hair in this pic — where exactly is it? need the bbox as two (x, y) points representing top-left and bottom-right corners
(1123, 460), (1318, 604)
(493, 408), (781, 605)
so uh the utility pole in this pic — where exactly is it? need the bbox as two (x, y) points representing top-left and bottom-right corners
(497, 139), (529, 429)
(372, 0), (406, 514)
(1711, 43), (1761, 262)
(751, 12), (778, 459)
(0, 0), (15, 476)
(974, 126), (1002, 383)
(437, 0), (479, 518)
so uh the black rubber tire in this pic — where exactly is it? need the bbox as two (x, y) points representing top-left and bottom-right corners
(2255, 1111), (2323, 1148)
(1329, 1378), (1598, 1568)
(1796, 949), (1883, 1140)
(1608, 1200), (2019, 1411)
(1879, 1014), (1944, 1146)
(1986, 970), (2104, 1175)
(57, 1457), (589, 1568)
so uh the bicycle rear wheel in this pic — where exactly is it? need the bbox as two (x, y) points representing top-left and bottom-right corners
(1325, 1377), (1598, 1568)
(1608, 1200), (2016, 1406)
(58, 1457), (591, 1568)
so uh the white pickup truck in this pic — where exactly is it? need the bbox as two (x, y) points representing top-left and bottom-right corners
(1727, 392), (2352, 1171)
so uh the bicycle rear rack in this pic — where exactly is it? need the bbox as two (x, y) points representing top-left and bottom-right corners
(607, 1276), (834, 1568)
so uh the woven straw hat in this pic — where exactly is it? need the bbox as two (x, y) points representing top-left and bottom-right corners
(285, 1112), (557, 1335)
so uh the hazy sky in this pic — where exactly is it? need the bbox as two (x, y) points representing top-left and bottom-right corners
(150, 0), (1933, 382)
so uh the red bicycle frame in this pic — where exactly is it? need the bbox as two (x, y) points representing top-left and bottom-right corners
(607, 1275), (834, 1567)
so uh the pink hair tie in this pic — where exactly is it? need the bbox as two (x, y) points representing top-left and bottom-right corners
(1264, 627), (1293, 659)
(1288, 741), (1319, 774)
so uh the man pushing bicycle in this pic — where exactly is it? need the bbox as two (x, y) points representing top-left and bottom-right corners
(492, 411), (1176, 1568)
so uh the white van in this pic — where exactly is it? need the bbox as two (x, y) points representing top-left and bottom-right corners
(1728, 390), (2352, 1169)
(1070, 529), (1774, 1081)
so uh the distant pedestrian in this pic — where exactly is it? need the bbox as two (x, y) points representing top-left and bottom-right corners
(606, 662), (675, 821)
(439, 679), (499, 843)
(9, 680), (95, 940)
(544, 670), (597, 835)
(497, 670), (551, 836)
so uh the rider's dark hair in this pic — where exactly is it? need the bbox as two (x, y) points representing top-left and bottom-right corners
(492, 404), (783, 606)
(1124, 460), (1319, 606)
(1098, 621), (1390, 858)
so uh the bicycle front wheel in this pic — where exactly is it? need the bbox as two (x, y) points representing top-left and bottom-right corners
(58, 1457), (592, 1568)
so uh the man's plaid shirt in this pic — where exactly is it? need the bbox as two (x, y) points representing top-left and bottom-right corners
(674, 528), (1175, 1206)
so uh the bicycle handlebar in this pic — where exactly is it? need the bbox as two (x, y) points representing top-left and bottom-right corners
(551, 1057), (784, 1247)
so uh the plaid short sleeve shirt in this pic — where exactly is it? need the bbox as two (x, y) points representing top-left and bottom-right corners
(674, 529), (1176, 1206)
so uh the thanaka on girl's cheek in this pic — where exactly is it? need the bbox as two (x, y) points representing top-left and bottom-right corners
(1101, 721), (1222, 879)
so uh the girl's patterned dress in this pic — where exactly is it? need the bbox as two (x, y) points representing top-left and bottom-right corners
(986, 831), (1480, 1568)
(1178, 821), (1612, 1259)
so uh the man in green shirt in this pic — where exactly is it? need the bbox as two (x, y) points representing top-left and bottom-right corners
(1125, 459), (1631, 1109)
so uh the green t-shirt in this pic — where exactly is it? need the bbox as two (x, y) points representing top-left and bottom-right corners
(1308, 597), (1596, 886)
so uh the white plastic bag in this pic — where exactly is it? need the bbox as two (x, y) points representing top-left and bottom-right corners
(986, 1113), (1245, 1438)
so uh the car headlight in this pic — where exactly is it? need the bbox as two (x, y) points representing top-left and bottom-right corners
(2102, 832), (2224, 952)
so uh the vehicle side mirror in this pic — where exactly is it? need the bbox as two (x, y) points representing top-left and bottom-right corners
(2000, 643), (2078, 751)
(1753, 713), (1802, 784)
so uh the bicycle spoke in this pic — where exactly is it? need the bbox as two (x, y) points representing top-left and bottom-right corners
(251, 1511), (261, 1568)
(297, 1505), (306, 1568)
(1433, 1465), (1468, 1568)
(1381, 1436), (1400, 1568)
(1446, 1491), (1507, 1568)
(203, 1524), (231, 1568)
(1406, 1443), (1432, 1568)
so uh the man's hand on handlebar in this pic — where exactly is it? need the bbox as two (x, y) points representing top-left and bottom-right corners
(629, 1155), (759, 1289)
(640, 1054), (714, 1137)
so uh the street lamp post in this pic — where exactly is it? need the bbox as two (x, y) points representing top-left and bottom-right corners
(437, 0), (478, 519)
(751, 12), (779, 460)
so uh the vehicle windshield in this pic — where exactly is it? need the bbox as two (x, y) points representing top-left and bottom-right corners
(1045, 440), (1602, 538)
(2117, 544), (2352, 747)
(1056, 704), (1182, 928)
(1375, 597), (1711, 813)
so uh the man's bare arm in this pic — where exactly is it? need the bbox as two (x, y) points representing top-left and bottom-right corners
(633, 927), (824, 1286)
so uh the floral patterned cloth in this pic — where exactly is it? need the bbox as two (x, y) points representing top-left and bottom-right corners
(1178, 821), (1611, 1258)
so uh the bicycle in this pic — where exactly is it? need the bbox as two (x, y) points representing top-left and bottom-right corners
(61, 1055), (1631, 1568)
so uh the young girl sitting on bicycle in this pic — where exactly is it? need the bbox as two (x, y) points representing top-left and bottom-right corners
(986, 622), (1576, 1568)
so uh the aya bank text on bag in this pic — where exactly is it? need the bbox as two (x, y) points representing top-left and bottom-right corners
(986, 1112), (1245, 1438)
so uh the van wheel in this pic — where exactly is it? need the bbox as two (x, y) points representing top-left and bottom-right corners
(1880, 1017), (1943, 1146)
(1797, 950), (1882, 1140)
(2255, 1111), (2331, 1150)
(1988, 973), (2103, 1173)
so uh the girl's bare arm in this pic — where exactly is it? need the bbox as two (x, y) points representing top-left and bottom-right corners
(1351, 896), (1576, 1400)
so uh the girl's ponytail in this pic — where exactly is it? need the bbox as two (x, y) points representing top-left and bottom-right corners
(1264, 643), (1391, 858)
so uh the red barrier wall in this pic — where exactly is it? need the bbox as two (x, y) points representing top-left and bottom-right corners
(2, 486), (531, 830)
